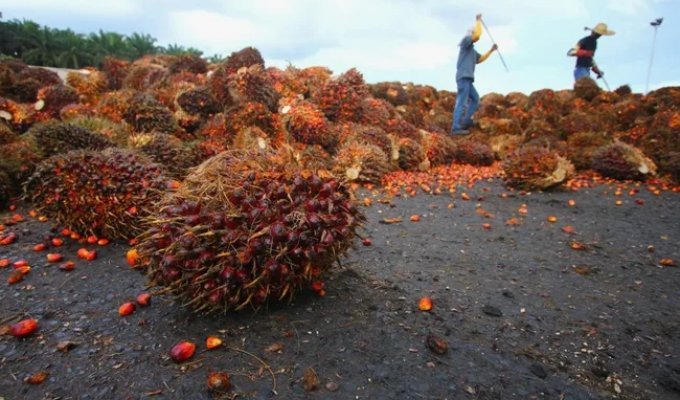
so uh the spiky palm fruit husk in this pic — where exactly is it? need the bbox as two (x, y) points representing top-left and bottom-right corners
(524, 118), (559, 141)
(591, 141), (657, 181)
(643, 86), (680, 113)
(206, 64), (232, 106)
(224, 47), (265, 76)
(527, 88), (561, 117)
(396, 137), (428, 171)
(24, 148), (168, 239)
(502, 145), (575, 190)
(279, 98), (336, 151)
(421, 107), (452, 134)
(523, 136), (568, 157)
(66, 69), (109, 105)
(333, 141), (390, 183)
(266, 66), (301, 98)
(0, 96), (32, 132)
(123, 93), (181, 135)
(0, 121), (19, 145)
(224, 101), (275, 138)
(420, 131), (456, 166)
(333, 123), (392, 158)
(489, 134), (522, 160)
(435, 90), (456, 111)
(134, 149), (365, 313)
(123, 64), (169, 91)
(289, 144), (333, 171)
(612, 99), (645, 130)
(476, 92), (508, 119)
(369, 82), (410, 106)
(400, 105), (426, 127)
(478, 117), (522, 137)
(196, 112), (230, 140)
(176, 87), (220, 117)
(35, 84), (79, 116)
(359, 97), (399, 129)
(169, 54), (208, 74)
(452, 139), (495, 166)
(0, 62), (17, 94)
(0, 135), (43, 187)
(639, 127), (679, 179)
(664, 152), (680, 182)
(225, 64), (280, 112)
(574, 77), (601, 101)
(29, 121), (115, 157)
(95, 90), (135, 123)
(17, 67), (62, 87)
(101, 57), (130, 90)
(312, 68), (369, 123)
(384, 118), (420, 140)
(614, 85), (633, 97)
(566, 131), (613, 170)
(128, 132), (199, 178)
(558, 111), (604, 136)
(65, 116), (131, 146)
(232, 126), (272, 152)
(59, 103), (96, 120)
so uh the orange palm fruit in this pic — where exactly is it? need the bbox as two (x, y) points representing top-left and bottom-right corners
(118, 302), (136, 316)
(126, 248), (139, 268)
(10, 319), (38, 337)
(46, 253), (63, 263)
(418, 296), (433, 311)
(136, 292), (151, 306)
(169, 341), (196, 363)
(206, 336), (223, 350)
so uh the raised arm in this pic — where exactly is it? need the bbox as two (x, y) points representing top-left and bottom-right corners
(477, 43), (498, 64)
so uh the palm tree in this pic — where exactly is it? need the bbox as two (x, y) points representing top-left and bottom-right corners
(55, 29), (91, 68)
(19, 20), (61, 66)
(87, 30), (129, 64)
(161, 43), (203, 56)
(125, 32), (158, 60)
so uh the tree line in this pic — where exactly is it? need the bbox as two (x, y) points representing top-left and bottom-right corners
(0, 18), (224, 69)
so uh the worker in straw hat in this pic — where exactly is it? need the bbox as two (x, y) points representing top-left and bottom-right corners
(568, 22), (615, 82)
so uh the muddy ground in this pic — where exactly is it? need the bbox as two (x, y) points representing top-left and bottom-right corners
(0, 179), (679, 400)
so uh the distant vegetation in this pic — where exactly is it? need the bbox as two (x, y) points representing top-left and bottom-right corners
(0, 18), (224, 68)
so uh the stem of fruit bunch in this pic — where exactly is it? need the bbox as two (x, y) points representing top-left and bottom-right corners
(228, 346), (278, 395)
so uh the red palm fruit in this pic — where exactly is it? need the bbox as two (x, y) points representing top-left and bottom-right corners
(118, 302), (136, 316)
(46, 253), (63, 263)
(16, 265), (31, 275)
(418, 296), (433, 311)
(362, 238), (372, 246)
(206, 336), (223, 349)
(8, 270), (23, 284)
(97, 238), (109, 246)
(51, 238), (63, 247)
(61, 228), (71, 236)
(59, 261), (75, 271)
(24, 370), (49, 385)
(126, 248), (139, 268)
(0, 258), (9, 268)
(136, 292), (151, 306)
(207, 371), (231, 393)
(13, 259), (28, 268)
(84, 250), (97, 261)
(33, 243), (47, 252)
(0, 232), (17, 245)
(87, 235), (98, 244)
(169, 341), (196, 363)
(10, 319), (38, 337)
(76, 248), (89, 259)
(70, 232), (81, 240)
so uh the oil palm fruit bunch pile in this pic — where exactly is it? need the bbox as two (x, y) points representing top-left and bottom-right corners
(24, 148), (168, 239)
(396, 138), (427, 171)
(502, 145), (574, 190)
(333, 141), (390, 183)
(29, 121), (114, 157)
(176, 87), (220, 117)
(123, 93), (180, 135)
(169, 54), (208, 74)
(574, 77), (601, 101)
(35, 84), (79, 116)
(420, 131), (456, 167)
(128, 132), (199, 178)
(280, 98), (336, 151)
(591, 141), (657, 181)
(134, 149), (365, 314)
(452, 140), (495, 166)
(312, 68), (368, 123)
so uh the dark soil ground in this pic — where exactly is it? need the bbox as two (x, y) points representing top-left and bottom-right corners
(1, 179), (679, 400)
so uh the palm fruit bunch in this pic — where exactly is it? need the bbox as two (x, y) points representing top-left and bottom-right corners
(384, 118), (420, 140)
(64, 116), (130, 146)
(29, 121), (114, 157)
(232, 126), (272, 152)
(285, 144), (333, 171)
(489, 134), (522, 159)
(0, 134), (42, 189)
(224, 101), (276, 138)
(128, 132), (198, 178)
(396, 137), (428, 171)
(558, 111), (603, 137)
(452, 139), (495, 166)
(566, 131), (612, 170)
(524, 118), (559, 141)
(123, 63), (168, 91)
(334, 123), (393, 158)
(0, 121), (19, 145)
(312, 68), (369, 123)
(422, 106), (453, 133)
(134, 149), (365, 313)
(94, 90), (134, 122)
(502, 145), (574, 190)
(0, 167), (11, 208)
(360, 97), (399, 128)
(169, 54), (208, 74)
(420, 131), (456, 166)
(0, 96), (33, 132)
(176, 87), (220, 117)
(123, 93), (181, 135)
(24, 148), (168, 239)
(66, 70), (109, 105)
(640, 111), (680, 178)
(101, 57), (130, 90)
(224, 64), (280, 112)
(208, 48), (266, 106)
(280, 98), (336, 151)
(8, 66), (62, 102)
(574, 77), (601, 101)
(333, 141), (390, 183)
(369, 82), (410, 107)
(591, 141), (657, 181)
(59, 103), (96, 120)
(35, 84), (79, 116)
(223, 47), (265, 75)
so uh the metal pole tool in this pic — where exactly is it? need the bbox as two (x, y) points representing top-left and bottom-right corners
(480, 18), (509, 72)
(645, 18), (663, 94)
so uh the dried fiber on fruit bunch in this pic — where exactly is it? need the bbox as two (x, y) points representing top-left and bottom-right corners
(476, 92), (508, 119)
(285, 144), (333, 171)
(478, 117), (521, 137)
(574, 77), (601, 101)
(436, 90), (457, 112)
(527, 89), (560, 115)
(369, 82), (409, 106)
(224, 101), (276, 138)
(614, 85), (632, 97)
(502, 145), (574, 190)
(123, 93), (181, 135)
(4, 76), (41, 103)
(129, 132), (199, 178)
(232, 126), (272, 152)
(421, 131), (456, 166)
(169, 54), (208, 74)
(452, 139), (495, 166)
(0, 97), (33, 132)
(591, 141), (657, 181)
(524, 118), (559, 141)
(612, 99), (645, 130)
(280, 98), (336, 152)
(489, 134), (522, 160)
(66, 69), (108, 105)
(333, 141), (390, 183)
(224, 47), (265, 76)
(24, 148), (168, 239)
(134, 149), (365, 313)
(101, 57), (130, 91)
(0, 135), (42, 189)
(312, 68), (369, 123)
(643, 87), (680, 113)
(384, 118), (420, 140)
(123, 62), (169, 92)
(59, 103), (96, 120)
(95, 90), (134, 123)
(35, 84), (79, 117)
(223, 64), (280, 112)
(0, 121), (19, 145)
(360, 97), (399, 129)
(29, 121), (114, 157)
(566, 131), (613, 170)
(396, 137), (428, 171)
(333, 123), (393, 158)
(558, 111), (604, 136)
(65, 116), (130, 146)
(176, 87), (220, 117)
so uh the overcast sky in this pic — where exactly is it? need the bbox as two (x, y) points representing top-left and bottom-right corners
(2, 0), (677, 95)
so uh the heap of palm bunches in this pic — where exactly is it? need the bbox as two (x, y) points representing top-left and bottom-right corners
(574, 77), (601, 101)
(502, 145), (575, 190)
(333, 141), (390, 183)
(128, 132), (199, 178)
(29, 121), (115, 157)
(134, 149), (365, 314)
(591, 141), (657, 181)
(24, 148), (169, 239)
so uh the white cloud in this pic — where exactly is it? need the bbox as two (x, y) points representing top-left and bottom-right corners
(2, 0), (139, 17)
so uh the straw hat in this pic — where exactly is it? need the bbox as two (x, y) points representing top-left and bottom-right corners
(592, 23), (615, 36)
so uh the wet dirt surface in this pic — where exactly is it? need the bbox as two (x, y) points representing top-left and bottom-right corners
(1, 179), (679, 400)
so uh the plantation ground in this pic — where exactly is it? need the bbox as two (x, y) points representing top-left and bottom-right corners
(0, 178), (679, 400)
